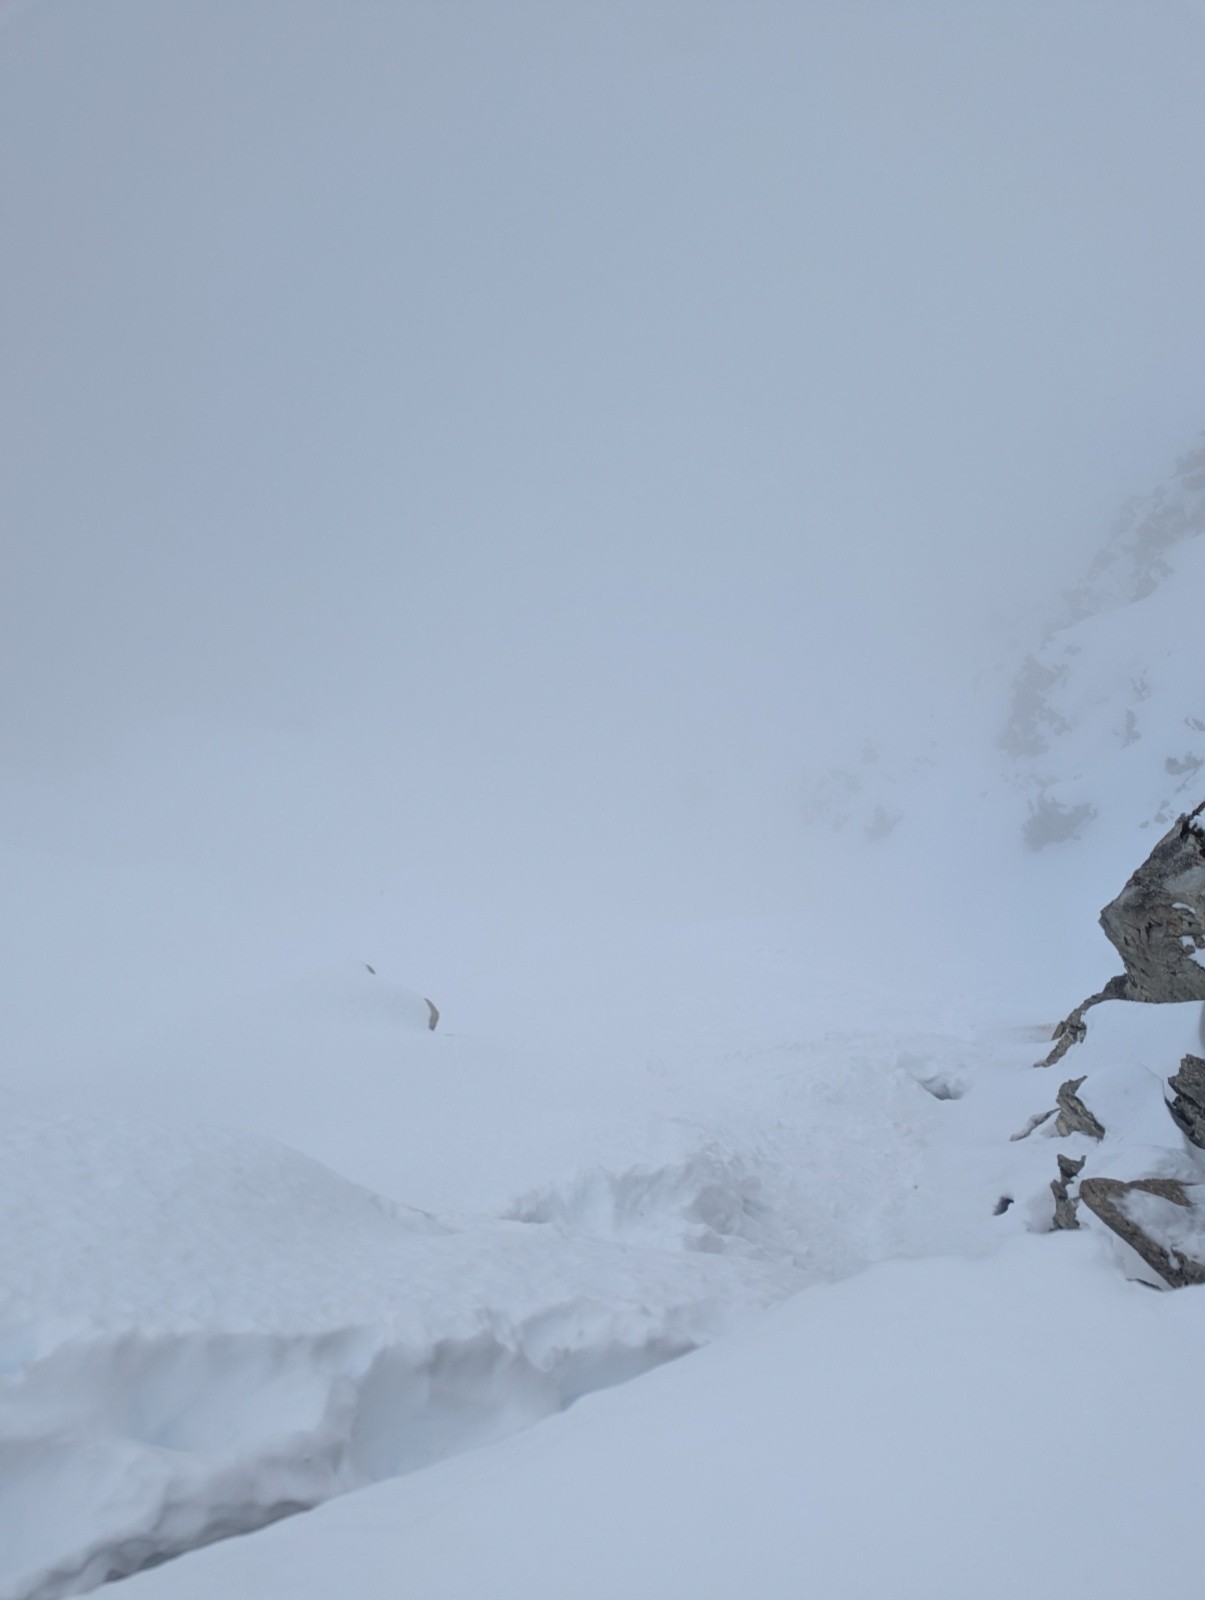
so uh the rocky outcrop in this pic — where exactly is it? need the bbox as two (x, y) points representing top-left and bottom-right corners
(1038, 802), (1205, 1066)
(1167, 1053), (1205, 1148)
(1078, 1177), (1205, 1288)
(1054, 1077), (1106, 1140)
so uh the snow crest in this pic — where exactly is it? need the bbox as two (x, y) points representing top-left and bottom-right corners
(0, 1111), (793, 1600)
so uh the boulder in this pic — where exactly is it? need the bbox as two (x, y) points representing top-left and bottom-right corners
(1054, 1077), (1106, 1140)
(1078, 1176), (1205, 1288)
(1167, 1053), (1205, 1148)
(1038, 802), (1205, 1066)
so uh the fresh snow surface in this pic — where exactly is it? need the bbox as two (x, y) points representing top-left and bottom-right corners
(5, 889), (1205, 1600)
(117, 1237), (1205, 1600)
(2, 918), (1040, 1600)
(6, 479), (1205, 1598)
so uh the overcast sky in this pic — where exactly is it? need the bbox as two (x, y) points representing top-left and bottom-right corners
(4, 0), (1205, 921)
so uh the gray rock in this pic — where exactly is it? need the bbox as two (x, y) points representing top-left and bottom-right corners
(1050, 1153), (1086, 1231)
(1054, 1077), (1106, 1140)
(1009, 1107), (1055, 1142)
(1038, 802), (1205, 1066)
(1078, 1176), (1205, 1288)
(1167, 1053), (1205, 1148)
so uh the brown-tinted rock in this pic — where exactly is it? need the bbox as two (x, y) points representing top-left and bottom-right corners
(1078, 1176), (1205, 1288)
(1167, 1053), (1205, 1148)
(1054, 1077), (1106, 1140)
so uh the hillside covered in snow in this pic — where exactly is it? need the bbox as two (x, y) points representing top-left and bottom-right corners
(6, 3), (1205, 1597)
(802, 436), (1205, 860)
(6, 447), (1205, 1599)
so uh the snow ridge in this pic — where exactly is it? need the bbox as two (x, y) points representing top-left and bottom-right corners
(3, 1314), (699, 1600)
(0, 1111), (796, 1600)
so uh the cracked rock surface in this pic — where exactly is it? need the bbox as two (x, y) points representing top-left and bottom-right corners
(1078, 1177), (1205, 1288)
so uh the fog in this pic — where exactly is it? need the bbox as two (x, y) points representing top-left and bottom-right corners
(4, 0), (1205, 929)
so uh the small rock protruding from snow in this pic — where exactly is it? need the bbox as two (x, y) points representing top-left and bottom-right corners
(1166, 1053), (1205, 1148)
(1050, 1153), (1086, 1231)
(1054, 1077), (1106, 1141)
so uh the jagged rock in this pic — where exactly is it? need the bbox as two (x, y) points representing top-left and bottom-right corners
(1078, 1176), (1205, 1287)
(1167, 1053), (1205, 1148)
(1038, 802), (1205, 1066)
(1054, 1077), (1106, 1140)
(1050, 1153), (1086, 1230)
(1009, 1107), (1055, 1142)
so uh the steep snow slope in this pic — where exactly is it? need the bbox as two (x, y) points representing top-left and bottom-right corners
(1003, 441), (1205, 851)
(802, 434), (1205, 859)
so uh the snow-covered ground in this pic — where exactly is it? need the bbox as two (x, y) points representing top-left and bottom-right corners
(9, 453), (1205, 1593)
(5, 0), (1205, 1585)
(0, 902), (1041, 1600)
(5, 792), (1205, 1599)
(116, 1236), (1205, 1600)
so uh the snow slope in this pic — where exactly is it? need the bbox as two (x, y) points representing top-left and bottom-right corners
(6, 445), (1205, 1598)
(119, 1236), (1205, 1600)
(803, 436), (1205, 862)
(0, 1104), (797, 1600)
(6, 902), (1201, 1600)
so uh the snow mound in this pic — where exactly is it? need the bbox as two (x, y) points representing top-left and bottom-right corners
(503, 1147), (772, 1258)
(0, 1109), (796, 1600)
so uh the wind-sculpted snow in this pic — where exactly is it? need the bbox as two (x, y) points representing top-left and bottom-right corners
(0, 1110), (797, 1600)
(8, 775), (1205, 1600)
(2, 1318), (698, 1600)
(0, 999), (1019, 1600)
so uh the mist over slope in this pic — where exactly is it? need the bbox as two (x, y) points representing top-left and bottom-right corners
(5, 2), (1205, 1596)
(802, 433), (1205, 853)
(6, 0), (1205, 936)
(7, 430), (1205, 1600)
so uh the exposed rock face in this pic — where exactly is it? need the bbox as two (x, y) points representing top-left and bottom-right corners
(1167, 1053), (1205, 1148)
(1038, 803), (1205, 1066)
(1054, 1078), (1106, 1141)
(1078, 1177), (1205, 1288)
(1098, 804), (1205, 1002)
